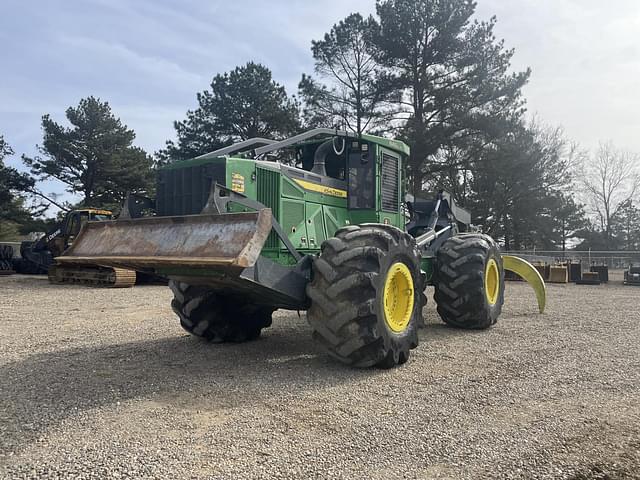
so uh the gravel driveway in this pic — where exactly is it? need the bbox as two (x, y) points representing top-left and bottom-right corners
(1, 274), (639, 479)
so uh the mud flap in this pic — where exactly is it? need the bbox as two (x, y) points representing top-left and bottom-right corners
(502, 255), (547, 314)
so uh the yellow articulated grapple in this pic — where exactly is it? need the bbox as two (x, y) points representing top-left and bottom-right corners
(59, 129), (545, 368)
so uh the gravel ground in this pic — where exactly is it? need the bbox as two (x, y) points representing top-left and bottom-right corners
(1, 274), (639, 479)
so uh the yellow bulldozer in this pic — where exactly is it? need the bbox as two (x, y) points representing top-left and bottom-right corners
(17, 208), (137, 287)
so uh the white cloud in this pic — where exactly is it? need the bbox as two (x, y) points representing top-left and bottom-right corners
(56, 34), (205, 92)
(476, 0), (640, 151)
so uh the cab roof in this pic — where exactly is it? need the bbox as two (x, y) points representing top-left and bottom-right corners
(161, 128), (410, 170)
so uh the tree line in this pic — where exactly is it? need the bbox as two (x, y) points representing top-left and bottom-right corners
(2, 0), (638, 250)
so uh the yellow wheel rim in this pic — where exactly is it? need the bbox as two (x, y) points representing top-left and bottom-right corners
(383, 262), (415, 333)
(485, 258), (500, 305)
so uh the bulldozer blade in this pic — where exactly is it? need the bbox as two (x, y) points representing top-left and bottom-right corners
(56, 209), (273, 272)
(502, 255), (547, 314)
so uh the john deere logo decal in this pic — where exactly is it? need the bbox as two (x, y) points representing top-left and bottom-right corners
(293, 179), (347, 198)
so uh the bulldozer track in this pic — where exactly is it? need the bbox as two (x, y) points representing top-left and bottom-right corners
(48, 265), (136, 288)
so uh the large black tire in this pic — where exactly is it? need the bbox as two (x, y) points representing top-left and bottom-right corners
(306, 224), (424, 368)
(169, 281), (274, 342)
(434, 234), (505, 329)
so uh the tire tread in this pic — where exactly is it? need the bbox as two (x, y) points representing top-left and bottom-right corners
(307, 224), (422, 368)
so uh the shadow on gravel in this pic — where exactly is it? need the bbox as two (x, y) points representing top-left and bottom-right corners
(0, 330), (380, 455)
(419, 322), (489, 340)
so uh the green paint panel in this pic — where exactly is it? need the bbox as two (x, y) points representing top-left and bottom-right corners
(360, 133), (410, 157)
(347, 209), (379, 226)
(282, 177), (304, 199)
(323, 205), (348, 237)
(305, 203), (326, 250)
(298, 188), (346, 208)
(280, 198), (307, 250)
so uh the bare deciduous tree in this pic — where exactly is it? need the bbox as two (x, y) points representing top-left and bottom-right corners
(580, 142), (640, 248)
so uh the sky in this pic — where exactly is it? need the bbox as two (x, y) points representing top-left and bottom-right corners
(2, 0), (640, 213)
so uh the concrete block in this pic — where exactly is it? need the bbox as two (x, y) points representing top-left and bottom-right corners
(549, 266), (568, 283)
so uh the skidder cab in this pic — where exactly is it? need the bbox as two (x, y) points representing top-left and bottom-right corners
(59, 128), (546, 368)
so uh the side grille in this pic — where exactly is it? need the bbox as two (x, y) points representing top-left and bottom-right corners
(256, 167), (280, 249)
(381, 153), (399, 212)
(156, 162), (225, 216)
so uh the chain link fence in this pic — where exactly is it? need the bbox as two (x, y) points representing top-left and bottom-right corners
(503, 250), (640, 269)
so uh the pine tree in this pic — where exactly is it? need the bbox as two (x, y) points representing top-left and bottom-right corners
(0, 135), (37, 239)
(468, 122), (579, 250)
(23, 97), (154, 208)
(158, 62), (300, 162)
(612, 200), (640, 250)
(375, 0), (530, 194)
(299, 13), (398, 135)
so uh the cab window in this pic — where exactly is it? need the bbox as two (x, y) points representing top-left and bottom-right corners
(347, 145), (375, 210)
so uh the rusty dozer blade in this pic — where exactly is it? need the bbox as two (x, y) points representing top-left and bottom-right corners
(56, 209), (273, 273)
